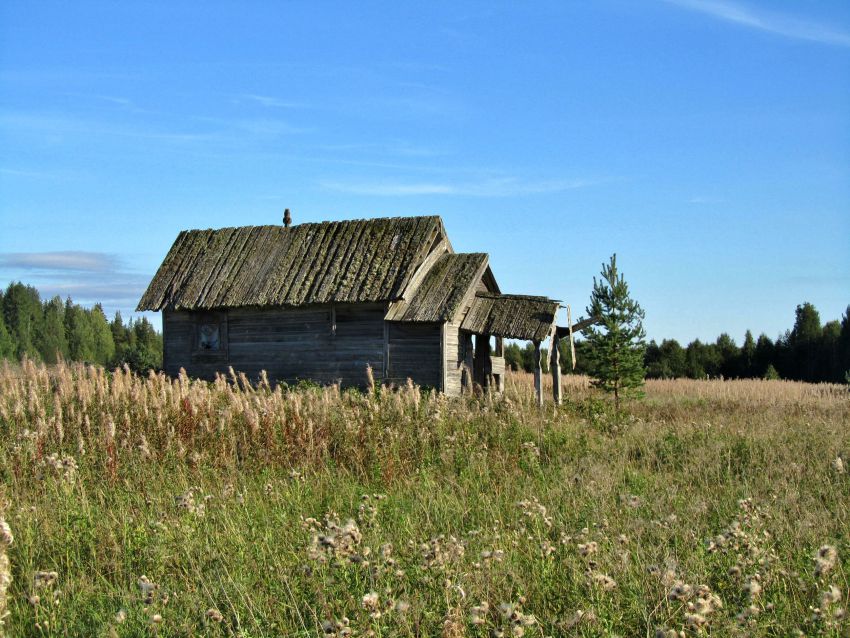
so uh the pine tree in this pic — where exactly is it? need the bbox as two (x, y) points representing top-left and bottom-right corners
(741, 330), (756, 378)
(90, 304), (115, 366)
(2, 282), (43, 360)
(64, 299), (96, 363)
(0, 312), (14, 359)
(754, 333), (775, 377)
(790, 302), (821, 381)
(584, 254), (646, 412)
(38, 296), (69, 363)
(838, 306), (850, 384)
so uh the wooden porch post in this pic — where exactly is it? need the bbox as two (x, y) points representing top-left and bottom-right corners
(461, 333), (474, 393)
(474, 334), (490, 391)
(550, 333), (562, 405)
(533, 340), (543, 407)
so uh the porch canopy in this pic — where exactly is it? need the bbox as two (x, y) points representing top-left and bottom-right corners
(461, 292), (559, 341)
(462, 292), (573, 406)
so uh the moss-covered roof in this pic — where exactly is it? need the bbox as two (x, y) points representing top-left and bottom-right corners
(388, 252), (488, 322)
(461, 293), (560, 341)
(137, 216), (444, 311)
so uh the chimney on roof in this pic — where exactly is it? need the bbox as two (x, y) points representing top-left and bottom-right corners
(283, 208), (292, 228)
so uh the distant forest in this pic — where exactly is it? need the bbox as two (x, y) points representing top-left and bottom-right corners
(1, 282), (847, 384)
(0, 282), (162, 372)
(507, 301), (850, 384)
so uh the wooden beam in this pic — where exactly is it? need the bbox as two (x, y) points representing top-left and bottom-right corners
(382, 313), (389, 381)
(461, 332), (474, 394)
(550, 333), (562, 405)
(555, 315), (601, 339)
(533, 339), (543, 407)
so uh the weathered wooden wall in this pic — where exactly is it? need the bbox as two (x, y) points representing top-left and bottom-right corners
(165, 304), (384, 387)
(385, 322), (442, 389)
(444, 319), (464, 396)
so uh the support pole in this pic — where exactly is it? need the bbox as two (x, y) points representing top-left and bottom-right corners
(550, 333), (562, 405)
(461, 333), (474, 394)
(533, 340), (543, 407)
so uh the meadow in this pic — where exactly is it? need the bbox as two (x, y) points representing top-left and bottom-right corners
(0, 360), (848, 637)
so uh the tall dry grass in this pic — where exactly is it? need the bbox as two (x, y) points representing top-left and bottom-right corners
(0, 358), (848, 637)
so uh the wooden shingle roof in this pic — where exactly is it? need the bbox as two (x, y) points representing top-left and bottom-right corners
(387, 252), (488, 322)
(461, 293), (559, 341)
(137, 216), (444, 311)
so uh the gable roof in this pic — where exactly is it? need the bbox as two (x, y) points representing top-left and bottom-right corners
(461, 292), (560, 341)
(386, 252), (488, 322)
(137, 216), (444, 311)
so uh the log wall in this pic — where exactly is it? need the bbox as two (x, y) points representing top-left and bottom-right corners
(165, 304), (384, 387)
(385, 321), (442, 390)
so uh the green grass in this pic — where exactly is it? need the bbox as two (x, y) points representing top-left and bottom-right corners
(0, 361), (848, 636)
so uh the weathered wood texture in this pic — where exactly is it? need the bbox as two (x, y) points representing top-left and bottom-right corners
(462, 293), (559, 341)
(165, 304), (386, 388)
(139, 216), (444, 311)
(443, 318), (465, 396)
(386, 253), (487, 322)
(385, 322), (442, 389)
(533, 340), (543, 407)
(551, 334), (562, 405)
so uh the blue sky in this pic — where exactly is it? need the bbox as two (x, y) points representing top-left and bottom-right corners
(1, 0), (848, 344)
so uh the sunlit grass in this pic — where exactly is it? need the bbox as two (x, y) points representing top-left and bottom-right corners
(0, 359), (848, 636)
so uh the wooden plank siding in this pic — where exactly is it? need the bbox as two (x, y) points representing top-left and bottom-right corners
(164, 304), (385, 388)
(444, 319), (464, 396)
(164, 304), (452, 391)
(385, 322), (442, 390)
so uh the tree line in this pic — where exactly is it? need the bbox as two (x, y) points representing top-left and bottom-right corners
(2, 281), (847, 384)
(505, 301), (850, 384)
(0, 282), (162, 372)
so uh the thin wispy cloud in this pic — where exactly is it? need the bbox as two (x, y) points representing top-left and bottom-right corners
(664, 0), (850, 47)
(0, 251), (119, 272)
(234, 94), (306, 108)
(320, 177), (592, 197)
(0, 110), (306, 147)
(0, 251), (149, 306)
(688, 196), (724, 204)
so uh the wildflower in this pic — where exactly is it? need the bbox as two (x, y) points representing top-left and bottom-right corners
(362, 591), (381, 618)
(470, 601), (489, 625)
(0, 522), (12, 549)
(668, 581), (692, 601)
(138, 575), (158, 605)
(621, 494), (641, 508)
(590, 572), (617, 591)
(33, 570), (59, 589)
(684, 613), (707, 629)
(175, 490), (205, 517)
(115, 609), (127, 623)
(577, 541), (598, 557)
(815, 545), (838, 577)
(821, 585), (842, 607)
(206, 608), (224, 622)
(743, 577), (762, 599)
(0, 514), (11, 629)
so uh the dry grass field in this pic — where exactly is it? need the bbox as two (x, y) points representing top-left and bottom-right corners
(0, 360), (848, 637)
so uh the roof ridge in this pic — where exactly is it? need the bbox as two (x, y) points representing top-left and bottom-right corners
(176, 214), (442, 235)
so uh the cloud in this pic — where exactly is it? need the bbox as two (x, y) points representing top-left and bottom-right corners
(0, 251), (150, 307)
(0, 110), (306, 149)
(688, 196), (724, 204)
(663, 0), (850, 47)
(235, 94), (306, 108)
(319, 177), (592, 197)
(0, 251), (119, 272)
(33, 279), (150, 305)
